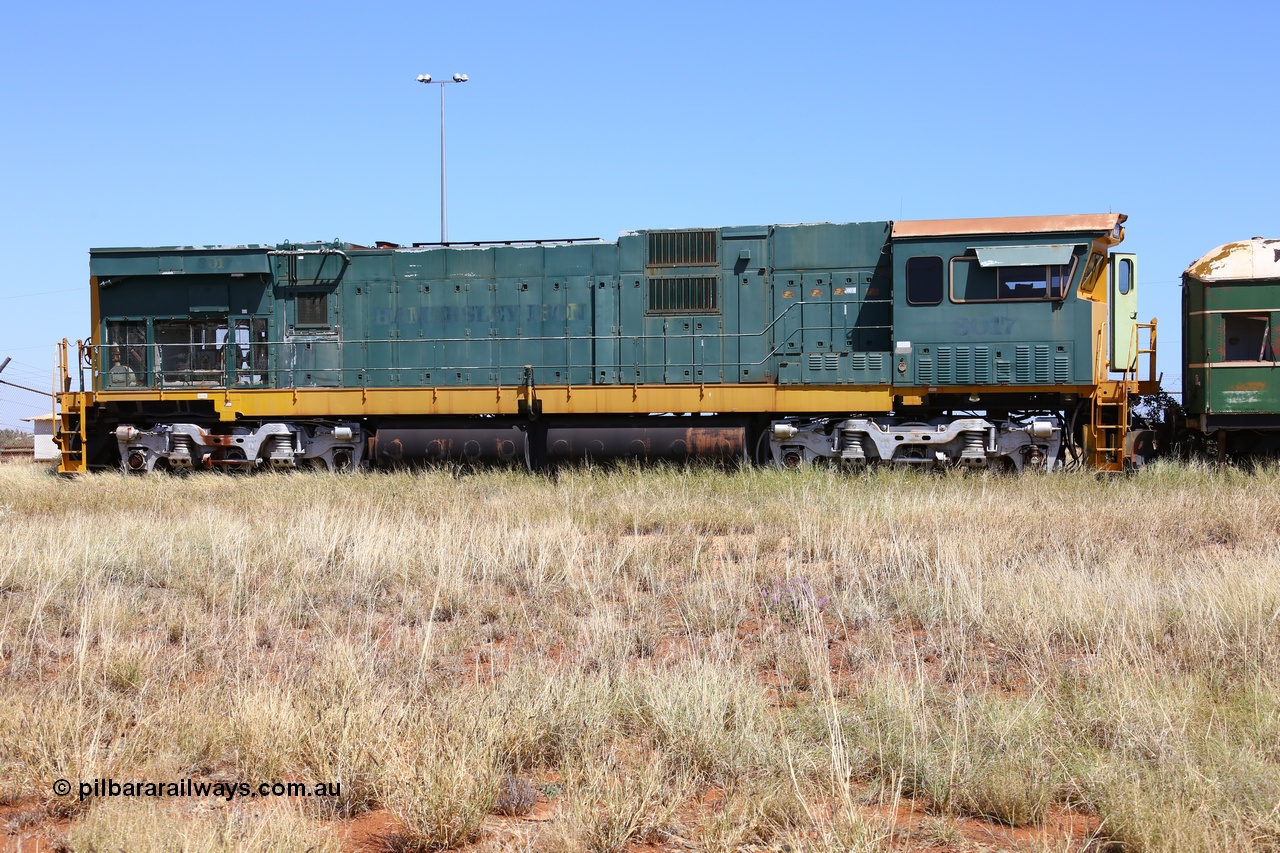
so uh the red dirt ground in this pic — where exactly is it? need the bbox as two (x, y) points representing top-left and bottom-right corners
(3, 788), (1099, 853)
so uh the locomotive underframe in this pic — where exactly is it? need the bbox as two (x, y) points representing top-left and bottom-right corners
(65, 375), (1102, 474)
(68, 379), (1096, 473)
(100, 404), (1065, 473)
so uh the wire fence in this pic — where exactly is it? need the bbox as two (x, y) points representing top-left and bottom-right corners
(0, 354), (55, 435)
(0, 396), (50, 432)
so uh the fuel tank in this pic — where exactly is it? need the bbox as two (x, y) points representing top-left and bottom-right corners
(542, 419), (746, 462)
(373, 423), (530, 467)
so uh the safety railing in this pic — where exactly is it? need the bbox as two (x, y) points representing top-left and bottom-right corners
(1132, 319), (1158, 385)
(56, 339), (69, 396)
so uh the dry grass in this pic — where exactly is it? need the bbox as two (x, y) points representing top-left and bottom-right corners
(1, 461), (1279, 851)
(67, 799), (339, 852)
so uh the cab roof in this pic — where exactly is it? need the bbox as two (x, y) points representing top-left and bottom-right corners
(891, 213), (1125, 239)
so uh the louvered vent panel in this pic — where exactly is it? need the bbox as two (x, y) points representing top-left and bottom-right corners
(1053, 353), (1070, 383)
(955, 347), (973, 385)
(996, 358), (1012, 384)
(825, 353), (839, 370)
(868, 353), (883, 370)
(974, 346), (991, 384)
(1034, 345), (1051, 383)
(808, 354), (824, 371)
(917, 356), (933, 384)
(935, 347), (953, 384)
(850, 353), (867, 370)
(1014, 345), (1032, 383)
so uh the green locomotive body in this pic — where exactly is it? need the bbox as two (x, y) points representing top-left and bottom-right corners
(56, 213), (1154, 472)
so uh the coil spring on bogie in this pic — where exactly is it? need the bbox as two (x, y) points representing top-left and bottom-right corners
(170, 434), (194, 459)
(961, 429), (987, 463)
(265, 434), (296, 466)
(839, 427), (866, 461)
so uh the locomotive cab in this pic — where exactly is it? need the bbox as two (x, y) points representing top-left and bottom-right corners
(823, 214), (1158, 470)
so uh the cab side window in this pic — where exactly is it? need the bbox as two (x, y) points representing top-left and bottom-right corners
(905, 256), (943, 305)
(950, 259), (1073, 302)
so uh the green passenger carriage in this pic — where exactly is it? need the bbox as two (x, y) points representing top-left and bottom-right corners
(1182, 238), (1280, 458)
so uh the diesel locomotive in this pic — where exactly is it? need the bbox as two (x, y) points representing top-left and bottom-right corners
(54, 213), (1171, 473)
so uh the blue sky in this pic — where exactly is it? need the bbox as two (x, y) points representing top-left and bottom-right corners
(2, 0), (1276, 430)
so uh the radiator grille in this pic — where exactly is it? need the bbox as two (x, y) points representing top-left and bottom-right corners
(648, 230), (717, 266)
(647, 277), (718, 313)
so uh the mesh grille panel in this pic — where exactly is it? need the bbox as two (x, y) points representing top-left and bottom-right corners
(296, 293), (328, 325)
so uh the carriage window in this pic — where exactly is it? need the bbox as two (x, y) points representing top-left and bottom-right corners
(1223, 315), (1272, 362)
(104, 321), (146, 388)
(905, 256), (943, 305)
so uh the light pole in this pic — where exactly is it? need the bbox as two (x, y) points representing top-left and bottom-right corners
(416, 72), (468, 244)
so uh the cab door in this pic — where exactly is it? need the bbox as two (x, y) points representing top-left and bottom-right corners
(1109, 253), (1138, 372)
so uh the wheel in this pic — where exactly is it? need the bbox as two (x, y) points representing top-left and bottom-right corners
(778, 447), (805, 469)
